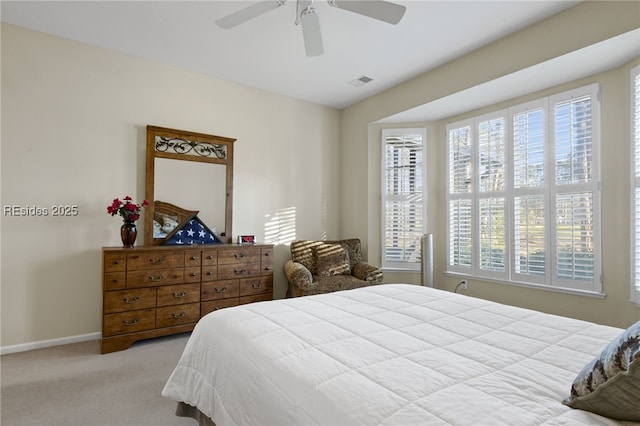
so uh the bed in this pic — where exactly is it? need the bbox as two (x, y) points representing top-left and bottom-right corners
(162, 284), (639, 425)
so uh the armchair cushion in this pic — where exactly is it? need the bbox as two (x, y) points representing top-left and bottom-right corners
(314, 243), (351, 276)
(291, 240), (324, 274)
(329, 238), (363, 270)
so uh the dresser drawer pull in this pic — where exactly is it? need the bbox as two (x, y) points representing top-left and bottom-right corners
(123, 296), (140, 304)
(173, 291), (187, 298)
(264, 252), (271, 257)
(251, 283), (263, 289)
(234, 253), (247, 259)
(123, 318), (139, 326)
(264, 266), (272, 272)
(112, 278), (121, 283)
(189, 272), (198, 277)
(206, 255), (215, 260)
(190, 256), (198, 260)
(234, 269), (247, 275)
(215, 287), (228, 293)
(113, 260), (121, 265)
(206, 271), (214, 276)
(148, 274), (165, 282)
(172, 312), (187, 319)
(148, 256), (166, 264)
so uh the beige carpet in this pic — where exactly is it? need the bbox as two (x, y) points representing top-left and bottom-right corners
(1, 333), (196, 426)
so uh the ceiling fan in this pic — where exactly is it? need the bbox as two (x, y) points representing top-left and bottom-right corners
(215, 0), (406, 57)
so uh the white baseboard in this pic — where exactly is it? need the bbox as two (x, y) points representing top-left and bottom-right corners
(1, 332), (101, 355)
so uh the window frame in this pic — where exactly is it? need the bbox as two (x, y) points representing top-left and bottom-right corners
(631, 64), (640, 305)
(380, 128), (427, 272)
(446, 83), (602, 294)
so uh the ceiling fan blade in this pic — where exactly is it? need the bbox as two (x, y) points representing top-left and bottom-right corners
(329, 0), (406, 25)
(300, 6), (324, 56)
(215, 0), (286, 29)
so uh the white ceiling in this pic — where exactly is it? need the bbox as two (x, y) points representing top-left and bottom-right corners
(380, 28), (640, 123)
(1, 0), (592, 111)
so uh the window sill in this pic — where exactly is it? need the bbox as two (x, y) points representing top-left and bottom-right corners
(443, 271), (606, 299)
(381, 267), (421, 274)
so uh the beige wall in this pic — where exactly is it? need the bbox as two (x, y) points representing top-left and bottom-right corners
(343, 1), (640, 328)
(1, 24), (341, 348)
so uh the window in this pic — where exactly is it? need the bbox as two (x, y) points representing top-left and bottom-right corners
(632, 65), (640, 304)
(446, 84), (601, 293)
(381, 128), (426, 271)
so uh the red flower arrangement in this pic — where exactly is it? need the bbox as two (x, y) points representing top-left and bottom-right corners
(107, 196), (148, 223)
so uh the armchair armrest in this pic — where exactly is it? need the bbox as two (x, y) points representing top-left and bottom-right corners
(283, 260), (313, 288)
(353, 261), (383, 283)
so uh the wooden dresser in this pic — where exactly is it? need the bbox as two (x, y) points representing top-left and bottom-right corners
(101, 244), (273, 353)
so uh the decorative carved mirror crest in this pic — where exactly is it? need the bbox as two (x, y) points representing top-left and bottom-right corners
(144, 125), (235, 245)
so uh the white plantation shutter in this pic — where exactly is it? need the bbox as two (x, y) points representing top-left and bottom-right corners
(478, 116), (506, 275)
(514, 195), (545, 277)
(513, 107), (546, 189)
(479, 197), (505, 272)
(550, 87), (600, 291)
(449, 199), (472, 268)
(511, 103), (547, 284)
(382, 129), (426, 270)
(632, 65), (640, 304)
(446, 84), (601, 294)
(449, 125), (473, 194)
(447, 122), (473, 272)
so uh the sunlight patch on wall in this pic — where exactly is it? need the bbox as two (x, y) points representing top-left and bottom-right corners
(264, 207), (297, 245)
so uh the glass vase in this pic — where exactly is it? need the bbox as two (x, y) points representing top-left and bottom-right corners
(120, 220), (138, 248)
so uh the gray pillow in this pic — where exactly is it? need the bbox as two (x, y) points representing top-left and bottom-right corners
(563, 321), (640, 421)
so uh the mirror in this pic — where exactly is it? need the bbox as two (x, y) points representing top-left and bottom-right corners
(154, 158), (227, 234)
(144, 125), (235, 245)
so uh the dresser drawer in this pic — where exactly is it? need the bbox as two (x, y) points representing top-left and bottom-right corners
(201, 298), (240, 316)
(184, 251), (201, 268)
(201, 279), (239, 301)
(239, 293), (272, 305)
(239, 276), (273, 297)
(156, 303), (200, 328)
(104, 288), (156, 313)
(218, 248), (261, 265)
(104, 272), (126, 291)
(202, 250), (218, 266)
(127, 268), (184, 288)
(157, 283), (200, 307)
(261, 247), (274, 274)
(126, 252), (184, 270)
(201, 266), (217, 282)
(218, 262), (261, 280)
(184, 267), (201, 283)
(103, 308), (156, 336)
(104, 254), (126, 273)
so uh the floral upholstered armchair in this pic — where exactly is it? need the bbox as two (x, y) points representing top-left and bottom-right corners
(283, 238), (383, 297)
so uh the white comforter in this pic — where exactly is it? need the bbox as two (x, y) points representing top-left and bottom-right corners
(162, 284), (636, 425)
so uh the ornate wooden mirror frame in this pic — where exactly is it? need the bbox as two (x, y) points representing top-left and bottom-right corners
(144, 125), (235, 245)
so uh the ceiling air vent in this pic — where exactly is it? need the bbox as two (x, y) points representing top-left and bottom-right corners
(348, 75), (374, 87)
